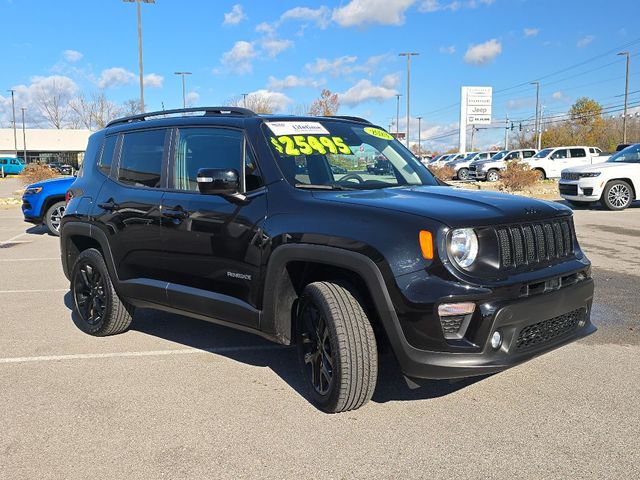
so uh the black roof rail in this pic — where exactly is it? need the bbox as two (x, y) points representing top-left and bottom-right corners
(323, 115), (373, 124)
(106, 106), (257, 128)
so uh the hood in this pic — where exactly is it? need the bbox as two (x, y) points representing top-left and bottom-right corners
(28, 175), (75, 189)
(313, 185), (571, 227)
(563, 161), (628, 173)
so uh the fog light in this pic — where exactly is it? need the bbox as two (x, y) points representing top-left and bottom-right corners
(490, 330), (502, 350)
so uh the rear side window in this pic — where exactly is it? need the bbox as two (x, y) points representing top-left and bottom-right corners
(99, 136), (117, 176)
(118, 129), (166, 188)
(570, 148), (587, 158)
(552, 149), (568, 159)
(589, 147), (596, 154)
(523, 150), (535, 158)
(0, 159), (6, 165)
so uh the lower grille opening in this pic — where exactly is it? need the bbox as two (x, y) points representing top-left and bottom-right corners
(440, 315), (466, 337)
(516, 308), (585, 350)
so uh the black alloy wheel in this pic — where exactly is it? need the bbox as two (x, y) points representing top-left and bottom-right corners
(73, 262), (107, 326)
(299, 301), (334, 396)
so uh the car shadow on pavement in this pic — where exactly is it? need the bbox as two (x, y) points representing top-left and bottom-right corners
(24, 225), (50, 236)
(63, 292), (486, 406)
(555, 199), (640, 210)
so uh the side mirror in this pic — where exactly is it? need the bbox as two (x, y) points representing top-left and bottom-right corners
(196, 168), (240, 196)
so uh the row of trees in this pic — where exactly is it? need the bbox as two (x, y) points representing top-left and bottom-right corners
(228, 89), (340, 116)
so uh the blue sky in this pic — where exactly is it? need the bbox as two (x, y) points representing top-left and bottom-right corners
(1, 0), (639, 151)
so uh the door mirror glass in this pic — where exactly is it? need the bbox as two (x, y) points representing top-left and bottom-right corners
(197, 168), (240, 195)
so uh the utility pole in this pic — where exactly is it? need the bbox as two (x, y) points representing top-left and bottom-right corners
(241, 93), (248, 108)
(470, 126), (476, 152)
(7, 90), (17, 152)
(174, 72), (192, 108)
(21, 108), (27, 163)
(504, 114), (509, 150)
(618, 51), (630, 143)
(531, 81), (540, 149)
(124, 0), (155, 113)
(395, 94), (402, 139)
(417, 116), (423, 157)
(399, 52), (419, 147)
(538, 106), (545, 150)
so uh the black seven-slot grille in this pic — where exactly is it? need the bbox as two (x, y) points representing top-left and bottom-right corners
(516, 308), (584, 350)
(495, 218), (574, 269)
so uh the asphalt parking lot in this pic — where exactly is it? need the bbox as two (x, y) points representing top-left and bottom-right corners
(1, 202), (639, 479)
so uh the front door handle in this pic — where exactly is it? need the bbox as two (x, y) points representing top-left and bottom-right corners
(162, 207), (189, 220)
(98, 199), (119, 211)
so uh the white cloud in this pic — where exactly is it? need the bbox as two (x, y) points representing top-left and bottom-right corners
(577, 35), (594, 48)
(267, 75), (324, 90)
(552, 91), (563, 100)
(261, 38), (293, 58)
(143, 73), (164, 88)
(463, 39), (502, 65)
(523, 28), (539, 37)
(419, 0), (494, 13)
(380, 73), (401, 89)
(281, 6), (331, 29)
(223, 4), (247, 26)
(62, 49), (83, 62)
(338, 78), (398, 106)
(97, 67), (136, 88)
(247, 89), (292, 112)
(332, 0), (416, 27)
(220, 41), (256, 74)
(185, 91), (200, 107)
(306, 55), (358, 76)
(256, 22), (276, 35)
(439, 45), (456, 54)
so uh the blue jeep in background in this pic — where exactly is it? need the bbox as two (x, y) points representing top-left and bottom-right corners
(22, 176), (75, 235)
(0, 157), (25, 177)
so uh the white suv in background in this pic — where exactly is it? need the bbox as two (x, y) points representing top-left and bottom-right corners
(559, 143), (640, 210)
(524, 146), (609, 180)
(469, 149), (538, 182)
(450, 151), (499, 180)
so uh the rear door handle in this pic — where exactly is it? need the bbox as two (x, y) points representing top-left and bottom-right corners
(162, 207), (189, 220)
(98, 200), (119, 211)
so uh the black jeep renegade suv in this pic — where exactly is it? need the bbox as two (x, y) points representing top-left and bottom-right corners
(60, 107), (595, 413)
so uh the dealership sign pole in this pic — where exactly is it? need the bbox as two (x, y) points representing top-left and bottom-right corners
(459, 86), (492, 153)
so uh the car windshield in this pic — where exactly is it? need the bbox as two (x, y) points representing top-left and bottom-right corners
(533, 148), (553, 158)
(462, 153), (477, 161)
(265, 120), (439, 190)
(607, 144), (640, 163)
(490, 150), (508, 160)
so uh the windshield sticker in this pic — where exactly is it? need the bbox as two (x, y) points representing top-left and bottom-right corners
(266, 121), (330, 136)
(363, 127), (394, 141)
(270, 135), (352, 156)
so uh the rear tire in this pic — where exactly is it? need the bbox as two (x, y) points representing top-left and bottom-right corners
(486, 169), (500, 182)
(296, 282), (378, 413)
(457, 168), (469, 180)
(44, 200), (66, 236)
(71, 248), (134, 336)
(601, 180), (633, 210)
(534, 169), (546, 181)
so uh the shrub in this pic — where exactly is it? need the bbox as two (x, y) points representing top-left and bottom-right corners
(428, 164), (455, 182)
(500, 160), (539, 191)
(20, 164), (60, 185)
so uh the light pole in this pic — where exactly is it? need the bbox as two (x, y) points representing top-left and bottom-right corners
(416, 116), (423, 157)
(395, 94), (402, 139)
(399, 52), (419, 147)
(504, 114), (509, 150)
(530, 81), (540, 149)
(174, 72), (192, 108)
(21, 108), (27, 163)
(7, 90), (17, 152)
(618, 51), (630, 143)
(241, 93), (248, 108)
(124, 0), (155, 113)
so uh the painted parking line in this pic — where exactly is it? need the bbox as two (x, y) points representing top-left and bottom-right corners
(0, 232), (29, 246)
(0, 257), (60, 262)
(0, 289), (68, 294)
(0, 344), (287, 365)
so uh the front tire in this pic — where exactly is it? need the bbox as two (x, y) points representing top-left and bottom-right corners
(45, 201), (66, 236)
(601, 180), (633, 210)
(486, 169), (500, 182)
(71, 248), (134, 336)
(296, 282), (378, 413)
(457, 168), (469, 180)
(534, 169), (546, 181)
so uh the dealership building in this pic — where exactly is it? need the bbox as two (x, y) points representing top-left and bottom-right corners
(0, 128), (92, 168)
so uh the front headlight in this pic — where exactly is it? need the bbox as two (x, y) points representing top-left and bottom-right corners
(450, 228), (479, 269)
(579, 172), (601, 178)
(24, 187), (43, 195)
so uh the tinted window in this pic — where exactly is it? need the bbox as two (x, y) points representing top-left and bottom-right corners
(10, 159), (18, 165)
(174, 128), (243, 191)
(505, 152), (519, 160)
(0, 159), (6, 165)
(118, 129), (166, 188)
(99, 135), (117, 176)
(552, 149), (568, 159)
(523, 150), (535, 158)
(533, 148), (553, 158)
(570, 148), (587, 158)
(589, 148), (596, 154)
(607, 144), (640, 163)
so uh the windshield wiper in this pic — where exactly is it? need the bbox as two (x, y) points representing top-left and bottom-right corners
(295, 183), (354, 191)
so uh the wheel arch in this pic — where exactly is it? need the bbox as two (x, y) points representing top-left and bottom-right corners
(606, 177), (637, 199)
(60, 222), (118, 285)
(40, 194), (66, 218)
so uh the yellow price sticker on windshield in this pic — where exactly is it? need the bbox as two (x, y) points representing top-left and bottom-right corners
(271, 135), (351, 156)
(363, 127), (394, 141)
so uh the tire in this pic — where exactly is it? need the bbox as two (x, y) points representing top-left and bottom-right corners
(600, 180), (633, 211)
(71, 248), (134, 336)
(567, 200), (593, 208)
(457, 168), (469, 181)
(44, 200), (66, 236)
(486, 169), (500, 182)
(296, 282), (378, 413)
(534, 169), (546, 181)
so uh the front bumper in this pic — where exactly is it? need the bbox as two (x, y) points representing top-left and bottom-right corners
(559, 180), (603, 202)
(393, 278), (595, 380)
(21, 198), (42, 224)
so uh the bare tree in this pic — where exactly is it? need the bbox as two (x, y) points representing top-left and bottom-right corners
(121, 99), (143, 116)
(68, 91), (122, 130)
(34, 78), (73, 129)
(309, 89), (339, 117)
(228, 95), (274, 114)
